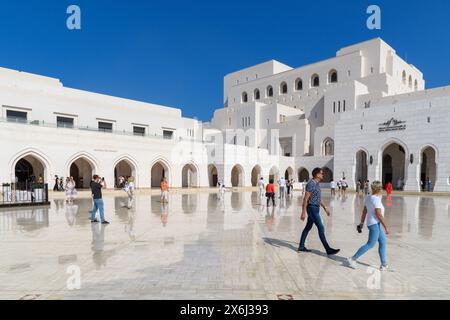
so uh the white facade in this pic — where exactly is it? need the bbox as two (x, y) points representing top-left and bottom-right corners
(1, 38), (449, 191)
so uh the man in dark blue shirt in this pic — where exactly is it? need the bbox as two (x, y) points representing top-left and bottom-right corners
(298, 168), (339, 255)
(90, 175), (110, 225)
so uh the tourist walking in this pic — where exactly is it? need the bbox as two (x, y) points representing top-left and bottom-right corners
(278, 177), (286, 199)
(161, 177), (169, 203)
(340, 177), (348, 196)
(218, 179), (225, 198)
(386, 181), (393, 196)
(65, 176), (77, 203)
(124, 176), (135, 209)
(347, 181), (390, 271)
(53, 175), (59, 191)
(298, 168), (340, 255)
(90, 175), (110, 224)
(330, 180), (336, 196)
(364, 180), (370, 196)
(265, 179), (276, 207)
(258, 177), (265, 197)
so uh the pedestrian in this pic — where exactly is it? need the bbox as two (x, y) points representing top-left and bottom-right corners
(265, 179), (276, 207)
(59, 177), (64, 191)
(330, 179), (336, 196)
(286, 179), (291, 196)
(258, 177), (265, 197)
(386, 181), (392, 196)
(101, 177), (107, 189)
(298, 168), (340, 255)
(278, 177), (286, 199)
(53, 175), (59, 191)
(427, 177), (432, 192)
(124, 176), (135, 209)
(65, 177), (77, 203)
(340, 177), (348, 196)
(356, 180), (361, 195)
(218, 179), (225, 198)
(347, 181), (390, 271)
(161, 177), (169, 203)
(364, 180), (369, 195)
(90, 175), (110, 224)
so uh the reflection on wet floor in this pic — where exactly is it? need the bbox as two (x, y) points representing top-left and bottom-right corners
(1, 191), (450, 299)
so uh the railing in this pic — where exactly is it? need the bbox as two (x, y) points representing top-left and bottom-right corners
(0, 183), (50, 207)
(1, 117), (206, 143)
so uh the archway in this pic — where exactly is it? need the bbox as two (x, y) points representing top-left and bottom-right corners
(14, 155), (46, 186)
(298, 168), (309, 183)
(285, 167), (294, 180)
(151, 161), (169, 188)
(355, 150), (368, 184)
(114, 159), (136, 188)
(420, 146), (437, 191)
(269, 166), (279, 182)
(182, 163), (198, 188)
(70, 158), (94, 189)
(322, 138), (334, 156)
(208, 165), (218, 187)
(382, 142), (406, 190)
(251, 165), (262, 186)
(231, 165), (244, 187)
(322, 167), (333, 183)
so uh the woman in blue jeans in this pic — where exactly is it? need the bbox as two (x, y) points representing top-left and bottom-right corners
(347, 181), (390, 271)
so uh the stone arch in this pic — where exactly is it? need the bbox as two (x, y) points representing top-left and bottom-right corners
(66, 152), (99, 189)
(379, 139), (409, 189)
(322, 167), (333, 183)
(269, 166), (279, 183)
(150, 157), (172, 188)
(284, 167), (294, 180)
(298, 167), (309, 182)
(420, 145), (438, 191)
(355, 149), (369, 185)
(251, 165), (262, 187)
(322, 137), (334, 156)
(9, 148), (52, 184)
(113, 155), (139, 188)
(208, 164), (219, 187)
(181, 162), (199, 188)
(231, 164), (245, 187)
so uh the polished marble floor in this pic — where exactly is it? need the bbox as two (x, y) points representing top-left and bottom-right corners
(1, 190), (449, 300)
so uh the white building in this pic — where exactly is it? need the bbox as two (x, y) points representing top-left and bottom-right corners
(1, 38), (449, 191)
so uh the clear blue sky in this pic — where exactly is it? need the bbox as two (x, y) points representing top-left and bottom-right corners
(1, 0), (449, 121)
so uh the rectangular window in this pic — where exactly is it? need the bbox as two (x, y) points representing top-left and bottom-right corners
(338, 101), (341, 113)
(343, 100), (346, 112)
(98, 121), (113, 132)
(133, 126), (146, 136)
(242, 118), (244, 127)
(163, 130), (174, 140)
(248, 117), (251, 127)
(57, 116), (74, 128)
(6, 110), (27, 123)
(333, 102), (336, 113)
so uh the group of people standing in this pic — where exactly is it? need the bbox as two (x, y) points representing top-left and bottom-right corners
(257, 177), (295, 207)
(329, 178), (349, 196)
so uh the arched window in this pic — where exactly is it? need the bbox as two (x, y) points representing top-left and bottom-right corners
(414, 80), (418, 91)
(311, 74), (320, 87)
(328, 70), (338, 83)
(402, 71), (406, 84)
(322, 138), (334, 156)
(408, 76), (413, 88)
(254, 89), (260, 100)
(280, 82), (288, 94)
(295, 78), (303, 91)
(242, 92), (248, 103)
(266, 86), (273, 97)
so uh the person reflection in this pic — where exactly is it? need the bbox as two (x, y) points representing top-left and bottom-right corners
(65, 202), (79, 227)
(124, 205), (136, 241)
(161, 202), (169, 227)
(91, 223), (113, 269)
(265, 206), (275, 231)
(386, 195), (392, 208)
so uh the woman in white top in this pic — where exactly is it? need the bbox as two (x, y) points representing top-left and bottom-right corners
(347, 181), (390, 271)
(124, 177), (135, 209)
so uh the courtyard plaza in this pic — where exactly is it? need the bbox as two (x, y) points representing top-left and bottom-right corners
(0, 189), (449, 300)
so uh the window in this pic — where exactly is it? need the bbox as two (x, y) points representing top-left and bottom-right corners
(333, 102), (336, 114)
(280, 82), (288, 94)
(6, 110), (27, 123)
(348, 70), (351, 77)
(427, 117), (431, 123)
(57, 116), (74, 128)
(133, 126), (146, 136)
(245, 136), (249, 147)
(408, 76), (413, 88)
(338, 101), (341, 113)
(163, 130), (174, 140)
(329, 70), (338, 83)
(279, 115), (286, 123)
(266, 86), (273, 97)
(343, 100), (346, 112)
(254, 89), (260, 100)
(402, 70), (406, 84)
(248, 117), (251, 126)
(414, 80), (418, 91)
(98, 121), (113, 132)
(295, 78), (303, 91)
(311, 74), (320, 87)
(242, 117), (244, 127)
(242, 92), (248, 103)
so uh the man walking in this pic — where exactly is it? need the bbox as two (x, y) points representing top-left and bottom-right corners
(90, 175), (110, 224)
(298, 168), (340, 255)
